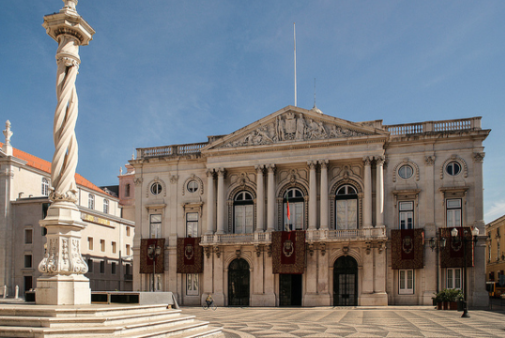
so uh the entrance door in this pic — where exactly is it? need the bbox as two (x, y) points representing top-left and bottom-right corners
(334, 256), (358, 306)
(228, 258), (250, 306)
(279, 274), (302, 306)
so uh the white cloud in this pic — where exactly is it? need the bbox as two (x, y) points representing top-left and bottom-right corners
(484, 200), (505, 224)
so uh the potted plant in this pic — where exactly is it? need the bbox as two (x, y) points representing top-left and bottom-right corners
(433, 289), (463, 310)
(432, 291), (445, 310)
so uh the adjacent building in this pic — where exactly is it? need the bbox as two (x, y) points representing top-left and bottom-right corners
(486, 214), (505, 289)
(0, 121), (135, 298)
(130, 105), (489, 307)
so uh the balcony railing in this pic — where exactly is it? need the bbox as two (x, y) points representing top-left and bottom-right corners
(385, 117), (481, 136)
(200, 227), (386, 245)
(136, 142), (207, 159)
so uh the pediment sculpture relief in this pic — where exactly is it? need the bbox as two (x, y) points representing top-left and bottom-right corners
(223, 113), (369, 148)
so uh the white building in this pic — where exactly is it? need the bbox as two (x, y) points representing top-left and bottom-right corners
(0, 121), (135, 298)
(130, 106), (489, 307)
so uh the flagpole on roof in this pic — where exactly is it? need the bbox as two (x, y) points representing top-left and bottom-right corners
(294, 22), (297, 107)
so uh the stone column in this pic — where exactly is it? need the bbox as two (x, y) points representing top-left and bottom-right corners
(375, 156), (385, 228)
(37, 0), (95, 306)
(308, 161), (317, 230)
(320, 160), (329, 230)
(472, 151), (488, 307)
(255, 165), (265, 232)
(363, 157), (372, 228)
(206, 169), (215, 234)
(216, 168), (226, 234)
(266, 164), (276, 232)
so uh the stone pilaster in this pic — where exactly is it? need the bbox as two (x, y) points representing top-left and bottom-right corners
(266, 164), (276, 232)
(255, 165), (265, 232)
(320, 160), (329, 230)
(375, 156), (385, 227)
(363, 157), (372, 228)
(216, 168), (226, 234)
(308, 161), (317, 230)
(206, 169), (215, 234)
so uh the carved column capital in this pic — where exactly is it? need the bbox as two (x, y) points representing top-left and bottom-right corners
(375, 156), (385, 165)
(255, 164), (265, 174)
(307, 161), (317, 170)
(319, 160), (329, 169)
(266, 164), (276, 173)
(206, 169), (215, 177)
(473, 152), (485, 163)
(216, 168), (226, 177)
(363, 156), (372, 166)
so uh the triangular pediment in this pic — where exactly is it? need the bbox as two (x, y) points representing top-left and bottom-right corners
(201, 106), (387, 152)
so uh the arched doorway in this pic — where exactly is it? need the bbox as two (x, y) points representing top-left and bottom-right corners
(228, 258), (250, 306)
(334, 256), (358, 306)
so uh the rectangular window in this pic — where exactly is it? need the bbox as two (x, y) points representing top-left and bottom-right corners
(186, 273), (199, 295)
(447, 268), (462, 289)
(186, 212), (199, 237)
(150, 214), (162, 238)
(111, 262), (116, 274)
(399, 269), (414, 294)
(100, 261), (105, 274)
(399, 201), (414, 230)
(336, 200), (357, 230)
(88, 237), (93, 251)
(24, 254), (32, 268)
(126, 244), (131, 256)
(87, 259), (93, 273)
(25, 229), (33, 244)
(125, 184), (130, 197)
(112, 241), (117, 254)
(285, 202), (305, 230)
(125, 263), (131, 275)
(126, 226), (131, 237)
(100, 239), (105, 252)
(24, 276), (33, 292)
(234, 205), (254, 234)
(447, 199), (462, 227)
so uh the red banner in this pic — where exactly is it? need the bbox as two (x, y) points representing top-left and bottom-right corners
(391, 229), (424, 269)
(440, 227), (474, 268)
(177, 237), (203, 273)
(272, 231), (305, 274)
(140, 238), (165, 274)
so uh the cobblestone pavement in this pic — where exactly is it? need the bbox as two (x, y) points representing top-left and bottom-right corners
(181, 306), (505, 337)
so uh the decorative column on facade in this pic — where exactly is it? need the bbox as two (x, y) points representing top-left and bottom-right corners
(308, 161), (317, 230)
(320, 160), (329, 230)
(37, 0), (95, 305)
(473, 152), (485, 229)
(2, 121), (13, 156)
(255, 165), (265, 232)
(266, 164), (276, 232)
(206, 169), (215, 234)
(375, 156), (385, 228)
(363, 156), (372, 228)
(216, 168), (226, 234)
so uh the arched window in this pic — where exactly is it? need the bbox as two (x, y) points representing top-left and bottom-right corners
(234, 191), (253, 234)
(284, 188), (304, 231)
(88, 194), (95, 209)
(103, 199), (109, 214)
(41, 178), (49, 196)
(335, 185), (358, 230)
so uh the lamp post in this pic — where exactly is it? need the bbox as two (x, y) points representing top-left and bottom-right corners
(451, 227), (479, 318)
(147, 244), (162, 292)
(429, 235), (447, 293)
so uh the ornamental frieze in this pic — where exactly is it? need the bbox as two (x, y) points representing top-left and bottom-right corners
(222, 113), (369, 148)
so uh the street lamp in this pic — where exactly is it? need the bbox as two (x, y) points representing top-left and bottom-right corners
(451, 227), (479, 318)
(147, 244), (162, 292)
(429, 235), (447, 293)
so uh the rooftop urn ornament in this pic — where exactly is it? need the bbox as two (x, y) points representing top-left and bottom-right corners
(36, 0), (95, 305)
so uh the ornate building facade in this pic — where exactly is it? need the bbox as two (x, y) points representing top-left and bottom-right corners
(131, 106), (489, 307)
(486, 214), (505, 290)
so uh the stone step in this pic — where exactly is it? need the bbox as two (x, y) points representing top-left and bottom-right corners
(0, 305), (222, 338)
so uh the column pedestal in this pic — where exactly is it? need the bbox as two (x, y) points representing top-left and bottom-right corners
(36, 274), (90, 305)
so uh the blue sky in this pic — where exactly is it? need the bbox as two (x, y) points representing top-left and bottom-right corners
(1, 0), (504, 223)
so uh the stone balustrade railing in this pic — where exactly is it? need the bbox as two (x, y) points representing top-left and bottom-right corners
(384, 117), (481, 136)
(200, 227), (386, 245)
(136, 142), (207, 159)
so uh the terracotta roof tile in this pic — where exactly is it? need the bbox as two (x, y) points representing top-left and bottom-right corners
(1, 142), (109, 196)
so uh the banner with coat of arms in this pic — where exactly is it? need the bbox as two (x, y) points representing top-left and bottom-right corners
(139, 238), (165, 274)
(391, 229), (424, 269)
(440, 227), (474, 268)
(177, 237), (203, 273)
(272, 231), (306, 274)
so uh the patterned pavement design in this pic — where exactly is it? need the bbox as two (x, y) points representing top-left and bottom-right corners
(180, 306), (505, 337)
